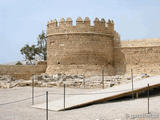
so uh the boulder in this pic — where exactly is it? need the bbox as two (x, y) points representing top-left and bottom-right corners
(47, 82), (57, 87)
(0, 81), (13, 88)
(16, 80), (32, 87)
(109, 82), (115, 87)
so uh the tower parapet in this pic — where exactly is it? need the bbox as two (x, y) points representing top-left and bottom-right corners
(47, 17), (114, 36)
(107, 19), (114, 33)
(84, 17), (90, 26)
(76, 17), (83, 26)
(59, 18), (65, 27)
(66, 17), (72, 26)
(47, 19), (57, 28)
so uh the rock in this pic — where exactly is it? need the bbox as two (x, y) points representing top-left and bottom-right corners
(35, 81), (43, 87)
(43, 78), (51, 82)
(30, 75), (43, 81)
(0, 74), (124, 88)
(140, 73), (150, 78)
(117, 81), (121, 85)
(127, 77), (131, 80)
(0, 81), (6, 88)
(10, 82), (18, 88)
(52, 74), (60, 81)
(0, 76), (5, 80)
(114, 75), (121, 79)
(16, 80), (32, 87)
(0, 75), (15, 82)
(134, 73), (150, 80)
(0, 81), (13, 88)
(42, 74), (52, 80)
(47, 82), (57, 87)
(41, 82), (48, 87)
(109, 82), (115, 87)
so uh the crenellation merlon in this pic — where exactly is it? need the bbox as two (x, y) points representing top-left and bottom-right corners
(94, 18), (105, 28)
(107, 19), (114, 33)
(59, 18), (65, 27)
(66, 17), (73, 26)
(47, 17), (114, 35)
(84, 17), (90, 26)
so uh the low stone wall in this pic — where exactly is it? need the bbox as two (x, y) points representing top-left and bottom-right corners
(0, 65), (47, 80)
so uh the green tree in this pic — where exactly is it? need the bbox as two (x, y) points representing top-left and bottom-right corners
(16, 61), (23, 65)
(20, 44), (39, 64)
(37, 31), (47, 60)
(20, 31), (47, 64)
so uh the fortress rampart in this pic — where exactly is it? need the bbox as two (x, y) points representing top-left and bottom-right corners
(116, 39), (160, 75)
(1, 17), (160, 80)
(0, 64), (47, 80)
(46, 17), (116, 76)
(46, 17), (160, 76)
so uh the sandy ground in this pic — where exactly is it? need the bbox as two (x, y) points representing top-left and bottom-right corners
(0, 87), (160, 120)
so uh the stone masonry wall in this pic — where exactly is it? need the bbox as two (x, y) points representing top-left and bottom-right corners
(114, 42), (160, 75)
(2, 17), (160, 79)
(121, 38), (160, 47)
(0, 65), (47, 80)
(46, 17), (115, 76)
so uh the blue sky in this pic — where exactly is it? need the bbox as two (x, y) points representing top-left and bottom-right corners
(0, 0), (160, 64)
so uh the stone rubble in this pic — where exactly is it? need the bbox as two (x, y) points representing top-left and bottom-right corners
(0, 73), (150, 88)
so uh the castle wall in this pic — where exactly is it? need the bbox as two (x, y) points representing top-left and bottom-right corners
(1, 17), (160, 79)
(46, 17), (115, 76)
(0, 64), (47, 80)
(47, 34), (113, 65)
(121, 38), (160, 47)
(115, 45), (160, 75)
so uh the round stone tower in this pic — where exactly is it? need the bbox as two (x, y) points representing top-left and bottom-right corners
(46, 17), (115, 76)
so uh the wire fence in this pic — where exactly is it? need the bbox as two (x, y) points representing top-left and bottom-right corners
(0, 88), (133, 107)
(0, 82), (155, 120)
(0, 86), (147, 107)
(0, 93), (45, 106)
(0, 68), (159, 120)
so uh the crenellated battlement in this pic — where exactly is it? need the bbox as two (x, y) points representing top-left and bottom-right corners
(47, 17), (114, 36)
(46, 17), (118, 76)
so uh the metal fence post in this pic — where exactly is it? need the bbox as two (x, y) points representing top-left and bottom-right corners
(102, 69), (104, 89)
(64, 84), (66, 110)
(46, 91), (48, 120)
(83, 78), (85, 88)
(32, 75), (35, 105)
(131, 69), (134, 99)
(147, 84), (150, 114)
